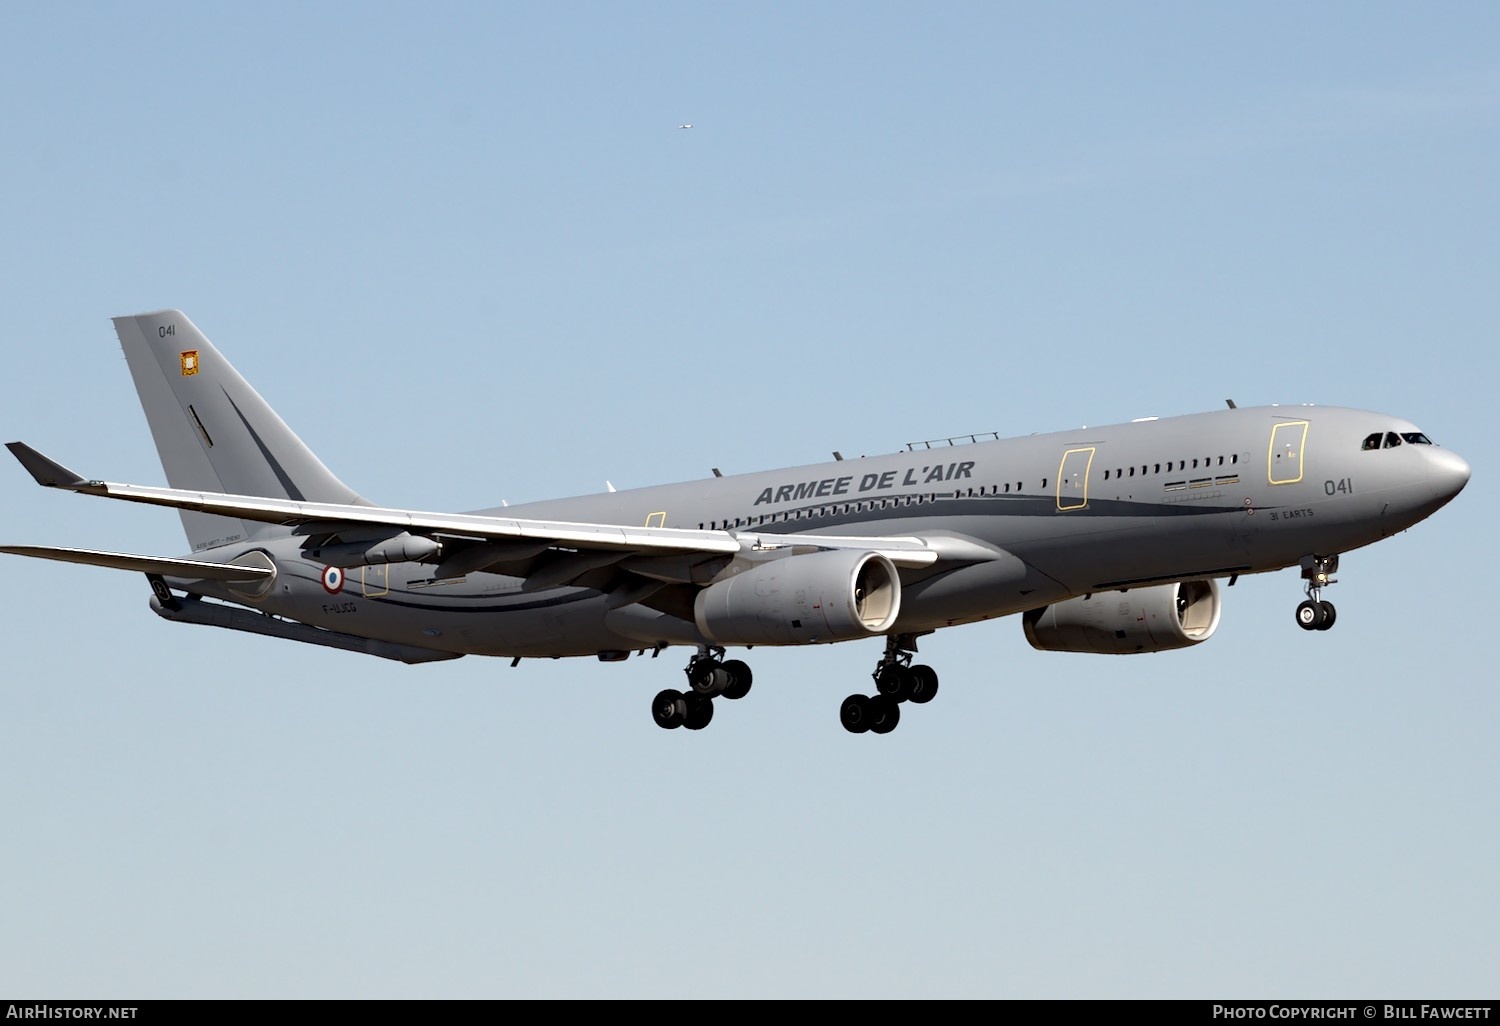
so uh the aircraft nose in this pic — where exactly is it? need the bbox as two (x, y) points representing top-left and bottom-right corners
(1427, 447), (1471, 503)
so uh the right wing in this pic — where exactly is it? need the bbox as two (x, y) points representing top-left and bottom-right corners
(0, 544), (275, 581)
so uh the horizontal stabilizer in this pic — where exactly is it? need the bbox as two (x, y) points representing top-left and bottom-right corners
(0, 545), (275, 581)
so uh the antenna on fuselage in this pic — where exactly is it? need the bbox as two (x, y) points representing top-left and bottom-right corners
(1225, 399), (1237, 409)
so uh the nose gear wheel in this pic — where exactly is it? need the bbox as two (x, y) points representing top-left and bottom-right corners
(1295, 555), (1339, 632)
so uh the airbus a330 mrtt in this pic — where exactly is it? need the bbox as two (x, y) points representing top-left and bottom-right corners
(2, 311), (1471, 734)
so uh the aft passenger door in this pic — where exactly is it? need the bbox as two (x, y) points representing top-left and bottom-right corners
(362, 564), (389, 597)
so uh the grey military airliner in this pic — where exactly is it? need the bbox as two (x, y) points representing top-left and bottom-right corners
(2, 311), (1470, 734)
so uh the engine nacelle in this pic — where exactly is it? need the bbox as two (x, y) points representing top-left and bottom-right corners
(1022, 579), (1222, 654)
(694, 549), (901, 646)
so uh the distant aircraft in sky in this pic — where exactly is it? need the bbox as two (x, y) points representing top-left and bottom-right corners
(678, 123), (692, 129)
(2, 311), (1469, 734)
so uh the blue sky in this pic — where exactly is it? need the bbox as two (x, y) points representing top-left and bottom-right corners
(0, 2), (1493, 999)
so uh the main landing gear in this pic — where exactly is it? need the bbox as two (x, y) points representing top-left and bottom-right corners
(652, 646), (753, 730)
(840, 633), (939, 736)
(1295, 554), (1339, 632)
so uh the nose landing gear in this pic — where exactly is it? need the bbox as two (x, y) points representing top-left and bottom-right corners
(1295, 554), (1339, 631)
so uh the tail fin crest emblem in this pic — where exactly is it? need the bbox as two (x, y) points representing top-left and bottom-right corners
(180, 350), (200, 376)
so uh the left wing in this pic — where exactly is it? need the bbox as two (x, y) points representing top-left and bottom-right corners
(6, 443), (995, 579)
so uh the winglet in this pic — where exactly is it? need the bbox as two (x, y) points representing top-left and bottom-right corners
(6, 442), (93, 489)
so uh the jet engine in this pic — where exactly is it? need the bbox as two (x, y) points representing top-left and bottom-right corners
(694, 549), (901, 646)
(1022, 579), (1221, 654)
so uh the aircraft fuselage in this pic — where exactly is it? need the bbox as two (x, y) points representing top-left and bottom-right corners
(175, 403), (1468, 659)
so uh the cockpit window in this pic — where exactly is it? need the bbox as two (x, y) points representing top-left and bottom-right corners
(1364, 429), (1434, 451)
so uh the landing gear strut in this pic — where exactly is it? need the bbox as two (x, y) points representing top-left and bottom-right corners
(651, 646), (753, 730)
(841, 633), (939, 735)
(1295, 554), (1339, 632)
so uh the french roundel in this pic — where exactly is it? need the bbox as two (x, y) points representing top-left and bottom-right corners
(321, 565), (345, 594)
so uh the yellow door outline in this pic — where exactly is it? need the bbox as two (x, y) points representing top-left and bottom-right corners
(362, 564), (389, 597)
(1057, 447), (1095, 511)
(645, 511), (667, 528)
(1268, 421), (1308, 485)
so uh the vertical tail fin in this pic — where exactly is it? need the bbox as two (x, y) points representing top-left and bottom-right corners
(113, 309), (369, 552)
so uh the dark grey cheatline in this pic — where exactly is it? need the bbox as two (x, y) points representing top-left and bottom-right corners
(1, 310), (1470, 735)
